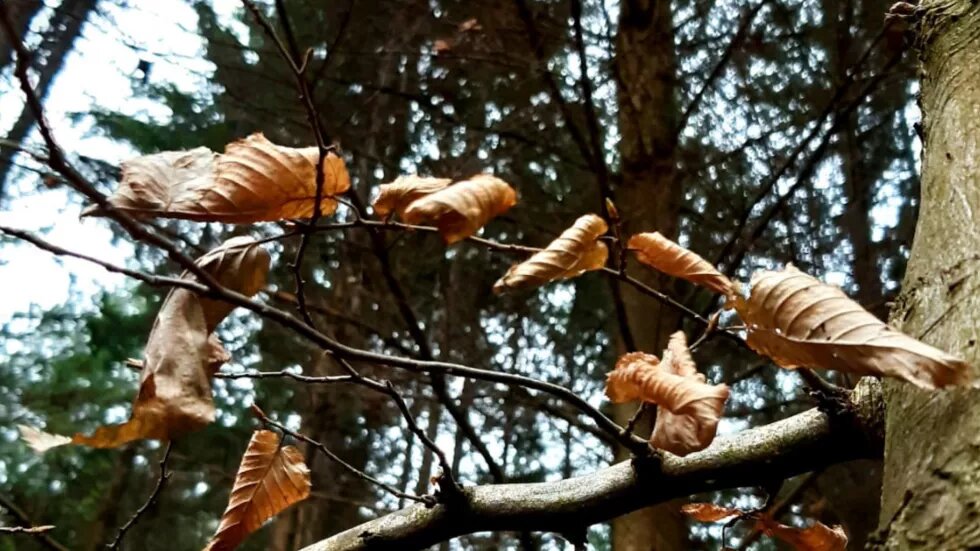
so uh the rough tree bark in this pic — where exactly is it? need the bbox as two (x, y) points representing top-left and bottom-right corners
(875, 1), (980, 549)
(612, 0), (687, 549)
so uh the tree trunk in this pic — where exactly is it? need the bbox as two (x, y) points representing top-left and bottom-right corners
(0, 0), (40, 71)
(612, 1), (687, 549)
(876, 2), (980, 548)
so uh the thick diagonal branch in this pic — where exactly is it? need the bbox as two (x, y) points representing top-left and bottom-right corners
(302, 380), (883, 550)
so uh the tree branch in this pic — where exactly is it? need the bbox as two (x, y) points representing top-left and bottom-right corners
(301, 380), (883, 550)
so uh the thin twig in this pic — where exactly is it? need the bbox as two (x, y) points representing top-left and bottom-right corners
(252, 405), (437, 506)
(0, 494), (68, 551)
(106, 441), (173, 550)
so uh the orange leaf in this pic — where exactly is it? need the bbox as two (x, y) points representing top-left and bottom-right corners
(493, 214), (608, 293)
(680, 502), (743, 522)
(757, 517), (848, 551)
(19, 238), (270, 452)
(372, 175), (451, 218)
(204, 430), (311, 551)
(734, 264), (973, 389)
(82, 133), (351, 223)
(606, 332), (729, 456)
(628, 232), (734, 296)
(402, 174), (517, 243)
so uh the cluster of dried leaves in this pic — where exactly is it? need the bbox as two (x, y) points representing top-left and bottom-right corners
(681, 502), (847, 551)
(18, 135), (975, 548)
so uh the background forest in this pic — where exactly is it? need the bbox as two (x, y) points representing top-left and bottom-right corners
(0, 0), (918, 549)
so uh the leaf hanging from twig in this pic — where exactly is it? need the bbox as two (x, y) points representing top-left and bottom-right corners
(20, 238), (271, 452)
(682, 502), (848, 551)
(82, 133), (351, 223)
(204, 430), (311, 551)
(605, 332), (729, 456)
(493, 214), (608, 293)
(733, 264), (973, 389)
(402, 174), (517, 243)
(372, 175), (452, 218)
(627, 232), (734, 296)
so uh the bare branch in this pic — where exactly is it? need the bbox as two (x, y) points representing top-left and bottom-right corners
(106, 441), (173, 550)
(302, 380), (883, 550)
(0, 494), (68, 551)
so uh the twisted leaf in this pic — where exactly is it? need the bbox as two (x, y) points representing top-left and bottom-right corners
(683, 503), (848, 551)
(82, 133), (351, 223)
(204, 430), (311, 551)
(20, 238), (270, 452)
(402, 174), (517, 243)
(605, 332), (729, 456)
(372, 175), (451, 218)
(493, 214), (608, 293)
(628, 232), (734, 296)
(734, 264), (973, 389)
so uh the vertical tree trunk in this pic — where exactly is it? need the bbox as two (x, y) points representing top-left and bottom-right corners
(876, 2), (980, 548)
(612, 1), (687, 549)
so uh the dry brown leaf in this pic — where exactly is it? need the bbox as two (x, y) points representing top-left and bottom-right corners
(458, 18), (482, 32)
(758, 518), (848, 551)
(433, 39), (452, 54)
(82, 133), (351, 223)
(606, 332), (729, 456)
(735, 264), (973, 389)
(493, 214), (608, 293)
(628, 232), (734, 296)
(683, 503), (847, 551)
(402, 174), (517, 243)
(20, 238), (270, 452)
(680, 502), (742, 522)
(372, 175), (452, 218)
(204, 430), (311, 551)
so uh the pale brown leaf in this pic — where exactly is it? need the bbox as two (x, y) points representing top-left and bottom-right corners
(493, 214), (608, 293)
(628, 232), (734, 296)
(372, 175), (452, 218)
(734, 264), (973, 389)
(757, 518), (848, 551)
(606, 332), (729, 456)
(680, 502), (742, 522)
(21, 239), (271, 452)
(204, 430), (311, 551)
(82, 133), (351, 223)
(402, 174), (517, 243)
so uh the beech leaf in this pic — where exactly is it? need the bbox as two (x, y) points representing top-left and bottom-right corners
(679, 502), (742, 522)
(372, 175), (452, 218)
(493, 214), (608, 293)
(758, 518), (848, 551)
(683, 503), (848, 551)
(402, 174), (517, 243)
(734, 264), (973, 389)
(20, 238), (271, 451)
(628, 232), (734, 296)
(82, 133), (351, 223)
(204, 430), (311, 551)
(605, 332), (729, 456)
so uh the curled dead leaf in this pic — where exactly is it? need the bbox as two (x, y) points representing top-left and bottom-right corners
(20, 239), (271, 452)
(628, 232), (734, 296)
(758, 518), (848, 551)
(372, 175), (452, 218)
(204, 430), (311, 551)
(493, 214), (608, 293)
(734, 264), (973, 389)
(82, 133), (351, 223)
(402, 174), (517, 243)
(606, 332), (729, 456)
(680, 502), (742, 522)
(683, 503), (848, 551)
